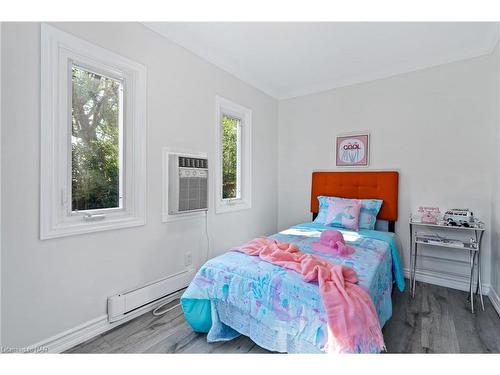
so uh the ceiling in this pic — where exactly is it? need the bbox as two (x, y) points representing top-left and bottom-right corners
(143, 22), (500, 99)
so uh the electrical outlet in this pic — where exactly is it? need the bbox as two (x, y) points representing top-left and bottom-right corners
(185, 251), (192, 266)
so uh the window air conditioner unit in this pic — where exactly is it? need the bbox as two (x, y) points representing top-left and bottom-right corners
(168, 155), (208, 214)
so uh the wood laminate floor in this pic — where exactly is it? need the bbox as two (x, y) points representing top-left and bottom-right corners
(66, 281), (500, 354)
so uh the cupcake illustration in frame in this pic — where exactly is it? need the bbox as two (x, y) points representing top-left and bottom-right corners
(336, 133), (369, 167)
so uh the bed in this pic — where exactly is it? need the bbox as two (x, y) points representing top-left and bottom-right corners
(181, 171), (404, 353)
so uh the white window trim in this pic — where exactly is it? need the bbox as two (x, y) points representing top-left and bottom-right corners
(40, 24), (147, 239)
(214, 95), (252, 214)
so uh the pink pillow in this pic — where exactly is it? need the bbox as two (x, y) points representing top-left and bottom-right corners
(324, 199), (362, 231)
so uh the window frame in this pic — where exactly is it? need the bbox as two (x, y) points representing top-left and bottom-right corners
(214, 96), (252, 214)
(40, 24), (146, 239)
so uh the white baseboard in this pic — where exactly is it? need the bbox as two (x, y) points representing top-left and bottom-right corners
(403, 267), (490, 294)
(30, 289), (186, 353)
(31, 315), (109, 353)
(489, 286), (500, 318)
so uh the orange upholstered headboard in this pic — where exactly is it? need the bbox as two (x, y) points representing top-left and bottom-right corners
(311, 171), (399, 222)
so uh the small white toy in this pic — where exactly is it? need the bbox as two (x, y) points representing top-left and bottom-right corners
(443, 208), (474, 226)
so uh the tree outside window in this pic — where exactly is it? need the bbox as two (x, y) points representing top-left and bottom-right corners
(71, 66), (122, 211)
(221, 114), (240, 199)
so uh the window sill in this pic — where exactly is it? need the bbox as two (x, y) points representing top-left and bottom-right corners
(40, 215), (145, 240)
(162, 210), (207, 223)
(215, 200), (251, 214)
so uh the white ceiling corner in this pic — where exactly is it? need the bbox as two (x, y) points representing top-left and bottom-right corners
(143, 22), (500, 100)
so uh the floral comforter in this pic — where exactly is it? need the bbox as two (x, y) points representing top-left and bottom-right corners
(181, 222), (404, 353)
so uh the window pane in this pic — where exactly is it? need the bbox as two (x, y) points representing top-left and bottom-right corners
(221, 114), (240, 199)
(71, 66), (122, 211)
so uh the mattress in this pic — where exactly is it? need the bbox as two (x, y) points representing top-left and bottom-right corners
(181, 222), (404, 353)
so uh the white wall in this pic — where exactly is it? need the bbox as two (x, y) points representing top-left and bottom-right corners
(0, 21), (3, 347)
(278, 54), (496, 290)
(491, 41), (500, 310)
(0, 22), (278, 347)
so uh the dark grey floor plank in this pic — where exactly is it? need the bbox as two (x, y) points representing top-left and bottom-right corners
(68, 305), (185, 354)
(144, 323), (203, 353)
(248, 343), (274, 354)
(66, 280), (500, 354)
(177, 334), (257, 354)
(382, 280), (425, 353)
(450, 287), (500, 353)
(446, 287), (492, 353)
(419, 283), (459, 353)
(110, 312), (188, 353)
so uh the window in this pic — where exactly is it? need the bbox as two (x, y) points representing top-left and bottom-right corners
(71, 65), (123, 212)
(221, 114), (241, 200)
(215, 96), (252, 213)
(41, 24), (146, 239)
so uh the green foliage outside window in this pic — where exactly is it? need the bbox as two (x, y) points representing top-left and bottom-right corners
(71, 66), (121, 211)
(222, 115), (239, 199)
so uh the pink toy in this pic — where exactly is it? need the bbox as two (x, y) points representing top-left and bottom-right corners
(311, 230), (355, 256)
(418, 206), (440, 224)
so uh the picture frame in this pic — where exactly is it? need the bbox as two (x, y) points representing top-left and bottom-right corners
(335, 132), (370, 167)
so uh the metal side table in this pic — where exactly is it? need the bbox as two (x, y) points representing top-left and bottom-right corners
(409, 218), (485, 313)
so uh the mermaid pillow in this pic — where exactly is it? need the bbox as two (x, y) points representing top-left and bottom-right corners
(333, 197), (383, 230)
(357, 198), (383, 230)
(313, 196), (333, 224)
(314, 196), (383, 230)
(324, 199), (362, 231)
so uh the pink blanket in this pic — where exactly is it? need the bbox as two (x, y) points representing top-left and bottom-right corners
(233, 237), (385, 353)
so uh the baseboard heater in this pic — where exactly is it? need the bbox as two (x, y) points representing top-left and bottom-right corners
(107, 269), (195, 323)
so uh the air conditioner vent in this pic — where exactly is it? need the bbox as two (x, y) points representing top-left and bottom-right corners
(179, 157), (208, 169)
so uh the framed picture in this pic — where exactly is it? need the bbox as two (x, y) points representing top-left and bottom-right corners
(335, 133), (370, 167)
